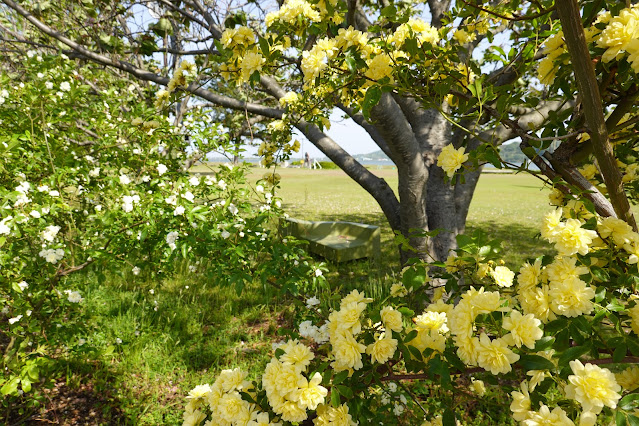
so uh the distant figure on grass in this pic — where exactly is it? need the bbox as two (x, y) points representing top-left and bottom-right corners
(304, 152), (311, 169)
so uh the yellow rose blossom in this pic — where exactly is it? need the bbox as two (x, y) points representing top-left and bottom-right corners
(279, 400), (307, 423)
(217, 368), (248, 393)
(365, 54), (394, 82)
(510, 381), (532, 422)
(314, 403), (357, 425)
(340, 289), (373, 307)
(491, 265), (515, 288)
(390, 283), (408, 297)
(548, 277), (595, 317)
(553, 218), (597, 256)
(565, 360), (621, 414)
(540, 208), (563, 242)
(502, 310), (543, 349)
(290, 372), (327, 410)
(380, 306), (403, 332)
(218, 392), (250, 423)
(517, 259), (543, 291)
(454, 334), (480, 366)
(476, 333), (520, 375)
(280, 340), (315, 372)
(522, 404), (574, 426)
(518, 285), (556, 323)
(598, 216), (636, 246)
(240, 51), (265, 82)
(366, 334), (398, 364)
(332, 333), (366, 371)
(628, 304), (639, 335)
(470, 378), (486, 396)
(453, 29), (476, 44)
(597, 6), (639, 62)
(183, 408), (207, 426)
(437, 144), (469, 178)
(615, 365), (639, 391)
(546, 256), (588, 283)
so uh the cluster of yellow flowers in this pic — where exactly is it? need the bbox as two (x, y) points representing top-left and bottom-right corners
(265, 0), (322, 27)
(511, 360), (621, 425)
(326, 290), (371, 372)
(182, 367), (267, 425)
(597, 5), (639, 71)
(388, 18), (440, 47)
(540, 4), (639, 85)
(436, 144), (469, 178)
(262, 340), (327, 422)
(155, 61), (196, 108)
(218, 26), (267, 84)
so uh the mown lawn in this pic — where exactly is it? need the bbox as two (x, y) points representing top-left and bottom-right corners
(44, 167), (560, 424)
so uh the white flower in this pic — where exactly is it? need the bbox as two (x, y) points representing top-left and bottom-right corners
(299, 320), (320, 340)
(37, 185), (49, 192)
(39, 248), (64, 264)
(182, 191), (195, 202)
(149, 289), (155, 295)
(306, 296), (320, 308)
(174, 206), (185, 216)
(78, 338), (86, 346)
(157, 164), (168, 175)
(89, 167), (100, 177)
(132, 266), (141, 276)
(217, 179), (227, 190)
(166, 231), (179, 250)
(121, 194), (140, 212)
(221, 230), (231, 239)
(41, 225), (61, 242)
(119, 174), (131, 185)
(45, 81), (54, 90)
(188, 176), (200, 186)
(29, 210), (41, 218)
(48, 190), (59, 197)
(314, 268), (323, 277)
(393, 403), (405, 416)
(165, 195), (177, 206)
(255, 185), (264, 193)
(17, 281), (28, 291)
(8, 315), (22, 324)
(64, 290), (83, 303)
(95, 205), (102, 212)
(60, 81), (71, 92)
(0, 218), (11, 235)
(115, 338), (122, 344)
(228, 204), (239, 215)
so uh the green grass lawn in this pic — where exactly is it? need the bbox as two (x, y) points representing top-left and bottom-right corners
(55, 167), (561, 424)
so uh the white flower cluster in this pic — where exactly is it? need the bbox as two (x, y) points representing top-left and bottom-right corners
(64, 289), (83, 303)
(0, 88), (8, 105)
(14, 181), (31, 207)
(166, 231), (179, 250)
(122, 194), (140, 212)
(299, 320), (329, 344)
(0, 216), (12, 235)
(41, 225), (61, 242)
(39, 248), (64, 264)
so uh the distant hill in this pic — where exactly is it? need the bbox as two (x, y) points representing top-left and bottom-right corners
(353, 150), (391, 162)
(353, 145), (528, 165)
(499, 142), (528, 164)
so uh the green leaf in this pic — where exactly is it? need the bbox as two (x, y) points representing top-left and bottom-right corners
(518, 354), (555, 371)
(402, 265), (427, 290)
(258, 36), (270, 58)
(398, 307), (415, 317)
(380, 5), (396, 17)
(590, 266), (610, 282)
(361, 86), (381, 119)
(533, 336), (555, 351)
(628, 414), (639, 426)
(620, 394), (639, 411)
(0, 377), (20, 396)
(443, 408), (456, 426)
(617, 411), (627, 426)
(558, 346), (590, 366)
(333, 370), (349, 385)
(336, 385), (353, 399)
(331, 387), (341, 407)
(613, 343), (627, 363)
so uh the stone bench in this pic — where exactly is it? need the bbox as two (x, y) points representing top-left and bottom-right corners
(280, 217), (381, 262)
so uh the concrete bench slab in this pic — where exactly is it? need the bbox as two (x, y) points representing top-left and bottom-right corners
(280, 217), (381, 262)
